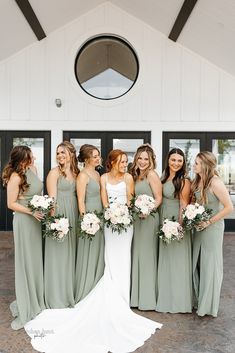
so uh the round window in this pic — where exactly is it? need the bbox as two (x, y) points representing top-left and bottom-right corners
(74, 35), (139, 100)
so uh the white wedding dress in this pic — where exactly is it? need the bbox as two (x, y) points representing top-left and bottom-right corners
(25, 181), (162, 353)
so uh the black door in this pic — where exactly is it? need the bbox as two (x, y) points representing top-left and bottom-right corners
(163, 131), (235, 231)
(0, 131), (51, 231)
(63, 131), (151, 167)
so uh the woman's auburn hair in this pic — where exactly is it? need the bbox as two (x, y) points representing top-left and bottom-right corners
(56, 141), (80, 177)
(191, 151), (219, 204)
(106, 149), (127, 172)
(161, 148), (187, 199)
(129, 144), (156, 181)
(2, 145), (32, 193)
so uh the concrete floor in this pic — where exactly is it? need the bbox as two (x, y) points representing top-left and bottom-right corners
(0, 232), (234, 353)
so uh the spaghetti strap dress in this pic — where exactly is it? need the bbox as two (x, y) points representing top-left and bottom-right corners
(192, 190), (224, 317)
(75, 177), (104, 302)
(131, 178), (159, 310)
(44, 176), (77, 308)
(11, 168), (45, 329)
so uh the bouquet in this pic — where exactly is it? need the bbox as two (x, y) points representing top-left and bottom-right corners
(157, 217), (184, 244)
(28, 195), (54, 218)
(104, 201), (133, 234)
(79, 212), (102, 241)
(43, 215), (71, 242)
(182, 203), (213, 230)
(131, 194), (157, 218)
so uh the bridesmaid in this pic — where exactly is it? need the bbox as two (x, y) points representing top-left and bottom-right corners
(191, 151), (233, 317)
(2, 146), (45, 329)
(75, 144), (104, 302)
(130, 144), (162, 310)
(44, 141), (79, 308)
(156, 148), (193, 313)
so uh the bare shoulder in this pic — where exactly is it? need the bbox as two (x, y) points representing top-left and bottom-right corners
(48, 167), (60, 179)
(148, 170), (160, 179)
(78, 170), (89, 181)
(125, 173), (134, 182)
(184, 178), (191, 187)
(211, 175), (224, 189)
(9, 172), (21, 184)
(100, 173), (108, 184)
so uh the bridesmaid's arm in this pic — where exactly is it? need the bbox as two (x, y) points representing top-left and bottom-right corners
(179, 179), (191, 224)
(7, 173), (43, 221)
(147, 170), (162, 209)
(76, 172), (88, 215)
(100, 174), (109, 208)
(125, 173), (134, 206)
(202, 177), (233, 228)
(46, 168), (59, 216)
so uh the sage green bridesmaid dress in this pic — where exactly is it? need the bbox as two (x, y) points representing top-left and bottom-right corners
(11, 168), (45, 329)
(44, 176), (77, 308)
(156, 180), (192, 313)
(75, 178), (104, 302)
(193, 191), (224, 317)
(131, 179), (159, 310)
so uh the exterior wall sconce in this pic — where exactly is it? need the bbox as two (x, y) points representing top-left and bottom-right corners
(55, 98), (62, 107)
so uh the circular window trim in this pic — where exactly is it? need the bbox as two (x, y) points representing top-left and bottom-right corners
(74, 35), (139, 101)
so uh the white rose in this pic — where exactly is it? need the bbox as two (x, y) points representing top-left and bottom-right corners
(196, 205), (205, 215)
(185, 209), (197, 220)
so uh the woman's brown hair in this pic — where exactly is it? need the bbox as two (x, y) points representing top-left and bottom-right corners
(2, 145), (32, 193)
(191, 151), (219, 204)
(78, 144), (100, 164)
(129, 144), (156, 181)
(56, 141), (80, 177)
(106, 149), (127, 172)
(161, 148), (187, 199)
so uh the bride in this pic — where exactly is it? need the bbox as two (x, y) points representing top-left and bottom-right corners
(25, 149), (162, 353)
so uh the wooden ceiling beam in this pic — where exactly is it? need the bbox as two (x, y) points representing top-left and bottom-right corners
(15, 0), (46, 40)
(168, 0), (198, 42)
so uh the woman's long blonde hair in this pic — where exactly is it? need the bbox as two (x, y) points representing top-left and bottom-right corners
(191, 151), (219, 204)
(56, 141), (80, 177)
(129, 144), (156, 181)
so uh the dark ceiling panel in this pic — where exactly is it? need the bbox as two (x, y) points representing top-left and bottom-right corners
(15, 0), (46, 40)
(168, 0), (198, 42)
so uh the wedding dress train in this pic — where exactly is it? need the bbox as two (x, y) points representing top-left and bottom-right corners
(25, 181), (162, 353)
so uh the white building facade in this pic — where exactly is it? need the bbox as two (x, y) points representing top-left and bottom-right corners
(1, 2), (235, 230)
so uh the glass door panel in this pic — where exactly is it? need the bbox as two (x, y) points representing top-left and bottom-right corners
(64, 131), (151, 167)
(169, 139), (200, 179)
(0, 131), (51, 231)
(70, 138), (102, 170)
(112, 138), (144, 164)
(212, 139), (235, 220)
(163, 131), (235, 231)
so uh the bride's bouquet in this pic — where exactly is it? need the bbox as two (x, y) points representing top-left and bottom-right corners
(104, 201), (133, 234)
(157, 217), (184, 244)
(131, 194), (157, 218)
(28, 195), (54, 218)
(43, 215), (71, 242)
(79, 212), (102, 241)
(182, 203), (213, 230)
